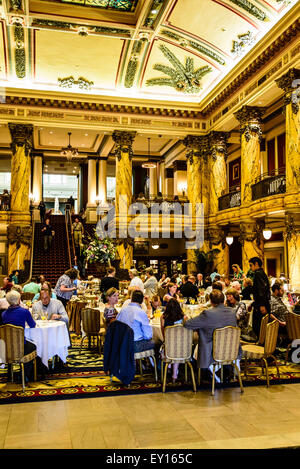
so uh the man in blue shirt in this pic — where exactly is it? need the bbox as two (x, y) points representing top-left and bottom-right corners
(117, 290), (154, 353)
(2, 290), (36, 382)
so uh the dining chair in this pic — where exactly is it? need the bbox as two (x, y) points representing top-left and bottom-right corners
(209, 326), (244, 396)
(161, 324), (196, 393)
(134, 349), (158, 382)
(21, 292), (35, 302)
(242, 319), (280, 387)
(79, 308), (106, 355)
(0, 324), (37, 391)
(285, 311), (300, 364)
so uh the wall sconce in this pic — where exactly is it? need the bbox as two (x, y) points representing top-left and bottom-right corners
(263, 229), (272, 240)
(152, 243), (159, 250)
(226, 236), (234, 245)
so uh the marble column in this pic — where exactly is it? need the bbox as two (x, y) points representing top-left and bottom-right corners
(208, 226), (229, 277)
(159, 161), (165, 195)
(239, 221), (264, 274)
(32, 152), (43, 205)
(8, 123), (33, 273)
(87, 158), (97, 207)
(183, 135), (209, 274)
(97, 158), (107, 204)
(208, 132), (229, 214)
(149, 165), (158, 196)
(234, 106), (266, 205)
(276, 68), (300, 193)
(284, 214), (300, 289)
(112, 130), (136, 271)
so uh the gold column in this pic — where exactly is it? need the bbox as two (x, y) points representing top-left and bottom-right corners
(97, 158), (107, 204)
(8, 123), (33, 273)
(276, 68), (300, 193)
(208, 227), (229, 277)
(209, 131), (229, 215)
(284, 214), (300, 290)
(183, 135), (209, 274)
(239, 221), (264, 274)
(112, 130), (136, 271)
(234, 106), (266, 205)
(32, 152), (43, 205)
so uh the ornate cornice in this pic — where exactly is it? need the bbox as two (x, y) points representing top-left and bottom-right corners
(201, 18), (300, 116)
(183, 135), (209, 165)
(112, 130), (136, 161)
(2, 96), (204, 119)
(234, 105), (266, 142)
(208, 131), (230, 160)
(8, 123), (33, 156)
(275, 68), (300, 114)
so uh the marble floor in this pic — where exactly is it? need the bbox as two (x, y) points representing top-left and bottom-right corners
(1, 383), (300, 449)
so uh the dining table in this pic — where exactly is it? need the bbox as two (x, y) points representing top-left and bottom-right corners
(25, 320), (70, 368)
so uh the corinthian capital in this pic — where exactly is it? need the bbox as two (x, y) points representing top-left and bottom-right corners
(275, 68), (300, 114)
(8, 123), (33, 157)
(234, 106), (266, 142)
(209, 131), (230, 160)
(112, 130), (136, 161)
(183, 134), (209, 164)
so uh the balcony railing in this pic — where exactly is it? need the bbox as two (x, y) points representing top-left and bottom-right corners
(252, 169), (286, 201)
(218, 187), (241, 211)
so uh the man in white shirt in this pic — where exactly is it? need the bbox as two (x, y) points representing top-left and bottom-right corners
(129, 269), (144, 292)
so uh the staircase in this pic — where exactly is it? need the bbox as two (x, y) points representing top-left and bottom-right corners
(31, 215), (71, 287)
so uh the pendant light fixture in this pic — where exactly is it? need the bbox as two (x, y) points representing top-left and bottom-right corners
(60, 132), (79, 161)
(142, 138), (157, 168)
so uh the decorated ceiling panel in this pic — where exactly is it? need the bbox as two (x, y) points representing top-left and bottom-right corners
(0, 0), (297, 104)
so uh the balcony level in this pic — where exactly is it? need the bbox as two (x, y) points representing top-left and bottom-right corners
(251, 169), (286, 201)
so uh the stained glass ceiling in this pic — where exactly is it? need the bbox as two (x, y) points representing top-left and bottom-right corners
(59, 0), (138, 12)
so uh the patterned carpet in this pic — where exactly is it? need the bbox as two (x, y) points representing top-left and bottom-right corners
(0, 336), (300, 404)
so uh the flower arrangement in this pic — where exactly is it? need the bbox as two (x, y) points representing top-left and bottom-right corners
(84, 232), (117, 265)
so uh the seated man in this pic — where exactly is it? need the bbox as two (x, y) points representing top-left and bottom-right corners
(32, 289), (69, 326)
(270, 282), (288, 344)
(117, 289), (154, 353)
(2, 290), (36, 381)
(184, 289), (240, 382)
(179, 275), (199, 303)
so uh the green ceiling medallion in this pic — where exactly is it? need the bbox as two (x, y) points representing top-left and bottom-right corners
(146, 44), (212, 94)
(59, 0), (137, 12)
(58, 76), (94, 90)
(229, 0), (269, 21)
(160, 29), (226, 66)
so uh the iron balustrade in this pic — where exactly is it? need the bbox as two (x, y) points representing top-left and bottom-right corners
(218, 188), (241, 211)
(252, 169), (286, 201)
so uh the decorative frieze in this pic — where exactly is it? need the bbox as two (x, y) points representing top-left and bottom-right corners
(229, 0), (268, 22)
(58, 76), (94, 90)
(14, 24), (25, 78)
(31, 18), (132, 38)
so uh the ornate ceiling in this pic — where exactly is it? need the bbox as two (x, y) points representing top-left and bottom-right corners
(0, 0), (297, 105)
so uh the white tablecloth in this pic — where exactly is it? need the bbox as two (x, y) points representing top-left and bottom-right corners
(25, 320), (70, 367)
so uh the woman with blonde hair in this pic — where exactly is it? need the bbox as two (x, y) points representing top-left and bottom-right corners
(232, 264), (245, 281)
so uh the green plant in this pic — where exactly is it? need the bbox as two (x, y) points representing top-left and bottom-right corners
(195, 248), (221, 275)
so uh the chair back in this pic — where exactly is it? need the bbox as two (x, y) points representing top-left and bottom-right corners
(81, 308), (101, 334)
(257, 314), (269, 345)
(21, 292), (35, 301)
(0, 324), (24, 362)
(213, 326), (241, 363)
(264, 320), (279, 355)
(164, 324), (193, 361)
(286, 311), (300, 341)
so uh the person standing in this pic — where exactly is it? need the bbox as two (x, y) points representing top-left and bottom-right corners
(249, 257), (271, 338)
(38, 200), (46, 223)
(129, 269), (144, 292)
(54, 268), (78, 308)
(143, 267), (158, 299)
(41, 218), (55, 252)
(100, 267), (119, 300)
(11, 270), (19, 285)
(72, 217), (84, 249)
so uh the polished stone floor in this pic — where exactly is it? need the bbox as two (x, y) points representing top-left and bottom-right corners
(1, 383), (300, 449)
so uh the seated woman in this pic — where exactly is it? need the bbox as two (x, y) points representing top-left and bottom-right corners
(160, 298), (187, 383)
(103, 287), (119, 327)
(226, 288), (248, 334)
(150, 295), (162, 316)
(241, 277), (253, 300)
(162, 283), (179, 305)
(232, 264), (245, 282)
(32, 281), (57, 302)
